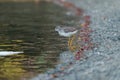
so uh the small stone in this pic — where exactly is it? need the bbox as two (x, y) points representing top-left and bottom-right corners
(117, 36), (120, 41)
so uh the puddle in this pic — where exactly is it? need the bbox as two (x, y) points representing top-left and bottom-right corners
(0, 1), (79, 80)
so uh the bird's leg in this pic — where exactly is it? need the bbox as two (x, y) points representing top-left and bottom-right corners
(68, 36), (71, 48)
(68, 35), (76, 51)
(70, 35), (76, 51)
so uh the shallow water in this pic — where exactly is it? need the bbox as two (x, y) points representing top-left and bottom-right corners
(0, 1), (77, 80)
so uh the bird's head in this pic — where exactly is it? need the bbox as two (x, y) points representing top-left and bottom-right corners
(55, 26), (61, 31)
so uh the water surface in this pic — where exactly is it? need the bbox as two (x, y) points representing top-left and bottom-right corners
(0, 2), (77, 80)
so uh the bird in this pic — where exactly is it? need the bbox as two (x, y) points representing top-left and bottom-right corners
(55, 26), (79, 51)
(55, 26), (78, 37)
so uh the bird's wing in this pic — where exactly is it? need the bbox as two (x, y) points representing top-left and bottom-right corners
(63, 27), (77, 33)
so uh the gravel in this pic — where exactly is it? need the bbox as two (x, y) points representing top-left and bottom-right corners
(31, 0), (120, 80)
